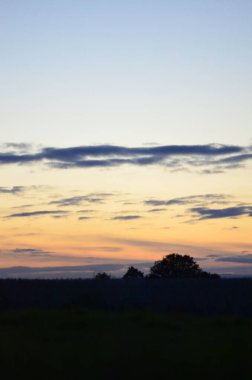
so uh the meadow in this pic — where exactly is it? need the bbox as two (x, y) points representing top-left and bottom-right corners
(0, 279), (252, 379)
(0, 309), (251, 379)
(1, 278), (252, 315)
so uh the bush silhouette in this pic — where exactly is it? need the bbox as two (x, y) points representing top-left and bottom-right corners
(94, 272), (111, 280)
(123, 266), (144, 279)
(149, 253), (219, 279)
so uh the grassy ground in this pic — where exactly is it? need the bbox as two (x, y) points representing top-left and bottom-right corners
(0, 310), (251, 379)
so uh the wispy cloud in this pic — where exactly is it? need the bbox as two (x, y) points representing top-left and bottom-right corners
(214, 254), (252, 264)
(12, 248), (53, 257)
(12, 204), (35, 209)
(0, 186), (26, 195)
(0, 246), (152, 278)
(1, 245), (252, 278)
(77, 209), (95, 213)
(73, 246), (123, 253)
(143, 195), (252, 223)
(0, 247), (68, 261)
(0, 143), (251, 172)
(5, 210), (69, 218)
(0, 143), (34, 152)
(103, 236), (234, 257)
(145, 194), (230, 207)
(50, 196), (100, 206)
(50, 193), (113, 207)
(0, 262), (151, 279)
(1, 246), (123, 260)
(190, 206), (252, 220)
(147, 208), (167, 213)
(111, 215), (142, 221)
(0, 246), (121, 263)
(218, 154), (252, 165)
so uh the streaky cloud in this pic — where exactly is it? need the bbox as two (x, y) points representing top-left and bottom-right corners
(147, 208), (167, 213)
(218, 153), (252, 164)
(190, 206), (252, 220)
(102, 236), (230, 257)
(12, 248), (53, 257)
(6, 210), (69, 218)
(111, 215), (142, 221)
(145, 194), (230, 207)
(50, 193), (112, 207)
(0, 186), (25, 194)
(214, 254), (252, 264)
(0, 143), (251, 172)
(0, 263), (151, 279)
(77, 209), (95, 213)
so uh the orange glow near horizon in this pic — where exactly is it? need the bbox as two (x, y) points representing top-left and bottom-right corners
(1, 162), (252, 275)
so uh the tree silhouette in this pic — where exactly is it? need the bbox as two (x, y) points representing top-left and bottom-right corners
(123, 266), (144, 279)
(149, 253), (219, 279)
(94, 272), (111, 280)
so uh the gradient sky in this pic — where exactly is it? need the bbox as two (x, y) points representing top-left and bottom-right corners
(0, 0), (252, 277)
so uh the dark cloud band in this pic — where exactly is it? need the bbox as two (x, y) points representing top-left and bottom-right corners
(0, 143), (251, 172)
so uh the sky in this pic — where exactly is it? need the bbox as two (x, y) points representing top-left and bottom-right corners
(0, 0), (252, 277)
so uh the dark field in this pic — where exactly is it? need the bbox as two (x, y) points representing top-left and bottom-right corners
(0, 279), (252, 379)
(1, 278), (252, 315)
(0, 309), (251, 379)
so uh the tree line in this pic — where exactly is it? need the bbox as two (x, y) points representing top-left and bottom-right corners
(95, 253), (220, 280)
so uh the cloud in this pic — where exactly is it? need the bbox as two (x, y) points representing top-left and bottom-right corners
(143, 195), (252, 223)
(50, 196), (100, 206)
(0, 185), (49, 198)
(0, 143), (34, 154)
(5, 210), (69, 218)
(190, 206), (252, 220)
(0, 246), (153, 278)
(0, 143), (251, 172)
(73, 246), (122, 253)
(200, 169), (226, 175)
(12, 204), (34, 209)
(2, 244), (252, 278)
(78, 216), (92, 221)
(218, 153), (252, 165)
(12, 248), (53, 257)
(0, 186), (26, 194)
(147, 208), (167, 213)
(0, 247), (124, 268)
(0, 247), (63, 260)
(145, 194), (230, 207)
(50, 193), (112, 207)
(111, 215), (142, 221)
(77, 209), (95, 213)
(103, 236), (233, 257)
(213, 254), (252, 264)
(94, 246), (122, 253)
(0, 262), (152, 279)
(1, 246), (123, 260)
(224, 226), (239, 231)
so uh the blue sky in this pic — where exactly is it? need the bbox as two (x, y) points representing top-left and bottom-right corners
(1, 0), (252, 146)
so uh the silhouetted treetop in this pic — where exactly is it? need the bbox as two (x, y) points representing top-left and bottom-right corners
(149, 253), (219, 279)
(123, 266), (144, 279)
(94, 272), (111, 280)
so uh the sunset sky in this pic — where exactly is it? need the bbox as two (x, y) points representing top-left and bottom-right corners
(1, 0), (252, 277)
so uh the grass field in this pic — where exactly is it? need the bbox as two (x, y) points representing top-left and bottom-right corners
(1, 279), (252, 315)
(0, 309), (251, 379)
